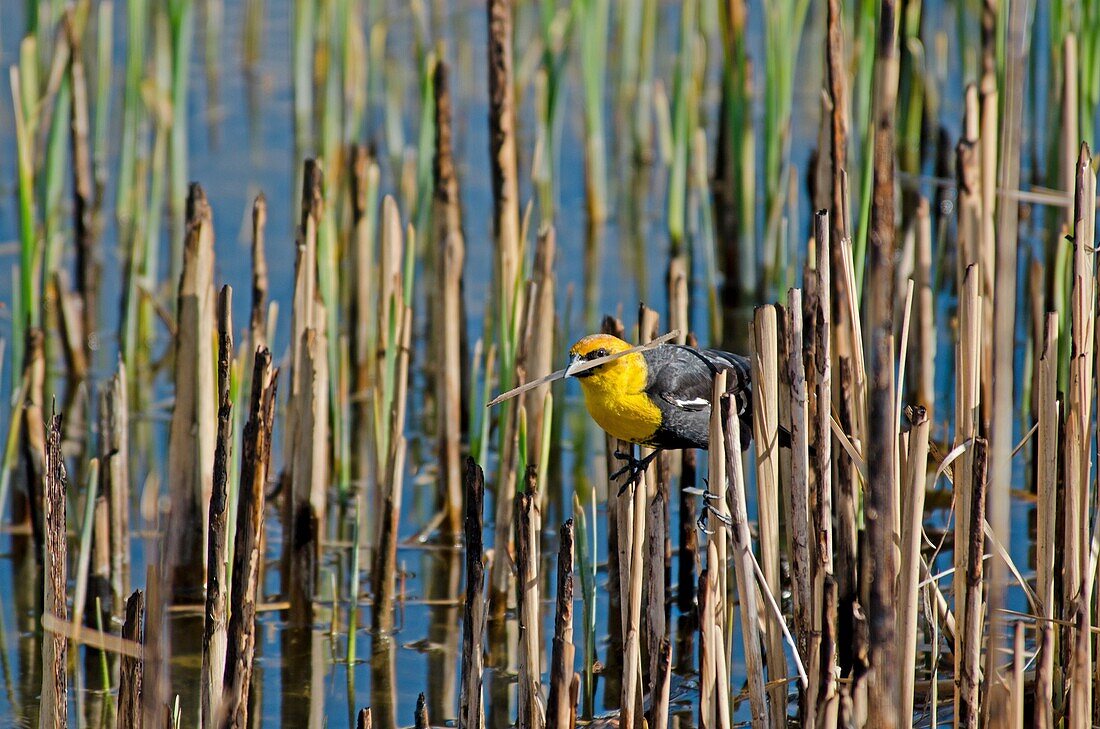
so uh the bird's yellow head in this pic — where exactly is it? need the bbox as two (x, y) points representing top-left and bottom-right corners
(566, 333), (660, 444)
(566, 334), (646, 391)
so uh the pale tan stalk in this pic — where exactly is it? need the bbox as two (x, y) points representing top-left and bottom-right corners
(897, 406), (929, 727)
(721, 376), (767, 728)
(751, 306), (785, 727)
(166, 184), (217, 602)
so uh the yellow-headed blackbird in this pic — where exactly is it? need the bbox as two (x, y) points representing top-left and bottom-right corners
(566, 333), (753, 481)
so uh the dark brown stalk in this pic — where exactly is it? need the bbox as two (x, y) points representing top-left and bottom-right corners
(140, 564), (166, 727)
(487, 0), (520, 320)
(515, 481), (544, 729)
(415, 693), (430, 729)
(458, 458), (486, 729)
(865, 0), (900, 723)
(958, 437), (987, 729)
(602, 315), (626, 705)
(834, 355), (858, 676)
(202, 286), (233, 727)
(815, 576), (840, 725)
(547, 519), (575, 729)
(117, 589), (145, 729)
(433, 59), (466, 533)
(54, 271), (88, 381)
(166, 184), (217, 602)
(222, 348), (277, 729)
(250, 193), (268, 353)
(785, 287), (813, 725)
(67, 11), (98, 358)
(41, 414), (68, 729)
(356, 707), (373, 729)
(825, 0), (848, 242)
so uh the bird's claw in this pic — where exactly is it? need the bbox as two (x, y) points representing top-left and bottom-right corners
(609, 449), (660, 495)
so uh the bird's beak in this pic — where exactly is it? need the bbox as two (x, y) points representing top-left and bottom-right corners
(564, 354), (586, 379)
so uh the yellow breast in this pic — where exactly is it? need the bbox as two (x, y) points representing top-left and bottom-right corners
(576, 355), (663, 444)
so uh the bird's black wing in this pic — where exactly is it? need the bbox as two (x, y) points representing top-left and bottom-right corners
(642, 344), (753, 449)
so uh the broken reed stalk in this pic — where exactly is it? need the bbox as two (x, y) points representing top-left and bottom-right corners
(166, 183), (217, 603)
(117, 589), (145, 729)
(100, 363), (130, 615)
(1035, 312), (1057, 729)
(250, 193), (268, 353)
(432, 58), (465, 533)
(357, 707), (373, 729)
(722, 385), (767, 729)
(958, 437), (987, 729)
(373, 298), (411, 635)
(458, 458), (486, 729)
(1067, 142), (1097, 728)
(66, 10), (98, 358)
(202, 286), (233, 728)
(547, 519), (575, 729)
(864, 0), (900, 722)
(701, 372), (727, 729)
(516, 474), (543, 729)
(784, 287), (813, 723)
(897, 405), (928, 726)
(41, 414), (68, 729)
(751, 305), (786, 726)
(222, 347), (277, 729)
(415, 693), (430, 729)
(523, 225), (556, 493)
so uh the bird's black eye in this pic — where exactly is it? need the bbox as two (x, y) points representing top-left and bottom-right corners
(587, 348), (608, 360)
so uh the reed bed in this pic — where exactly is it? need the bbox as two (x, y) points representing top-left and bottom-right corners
(1, 0), (1100, 727)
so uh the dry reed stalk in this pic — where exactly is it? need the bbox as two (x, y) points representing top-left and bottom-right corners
(958, 437), (987, 729)
(141, 564), (167, 727)
(914, 199), (934, 416)
(1035, 312), (1058, 729)
(221, 347), (276, 729)
(100, 363), (130, 613)
(523, 226), (556, 481)
(374, 302), (411, 635)
(432, 59), (465, 532)
(620, 467), (647, 728)
(954, 264), (980, 714)
(516, 481), (544, 729)
(287, 325), (329, 625)
(357, 707), (372, 729)
(1036, 620), (1054, 729)
(816, 576), (840, 726)
(649, 638), (672, 729)
(1062, 144), (1096, 724)
(698, 566), (715, 727)
(986, 9), (1028, 708)
(784, 288), (813, 724)
(459, 458), (486, 729)
(250, 193), (268, 353)
(825, 0), (848, 242)
(705, 370), (731, 729)
(202, 286), (233, 728)
(723, 386), (767, 729)
(415, 693), (429, 729)
(66, 11), (98, 357)
(865, 0), (900, 720)
(84, 472), (110, 632)
(1009, 621), (1024, 729)
(117, 589), (145, 729)
(21, 329), (46, 540)
(166, 184), (217, 602)
(286, 161), (323, 489)
(1071, 604), (1090, 728)
(897, 405), (928, 727)
(750, 306), (786, 726)
(54, 272), (89, 381)
(547, 519), (575, 729)
(41, 414), (68, 729)
(351, 147), (378, 392)
(487, 0), (521, 322)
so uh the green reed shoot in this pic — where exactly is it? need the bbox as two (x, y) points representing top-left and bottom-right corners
(117, 0), (146, 231)
(167, 0), (193, 282)
(667, 0), (696, 253)
(853, 0), (878, 291)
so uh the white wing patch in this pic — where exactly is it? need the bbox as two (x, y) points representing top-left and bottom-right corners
(672, 397), (709, 411)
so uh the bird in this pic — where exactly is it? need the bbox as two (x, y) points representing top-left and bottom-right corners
(565, 332), (754, 485)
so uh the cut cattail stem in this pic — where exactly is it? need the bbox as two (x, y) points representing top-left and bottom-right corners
(41, 414), (68, 728)
(458, 458), (485, 729)
(547, 519), (575, 729)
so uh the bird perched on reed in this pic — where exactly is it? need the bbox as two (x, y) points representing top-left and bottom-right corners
(566, 332), (754, 484)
